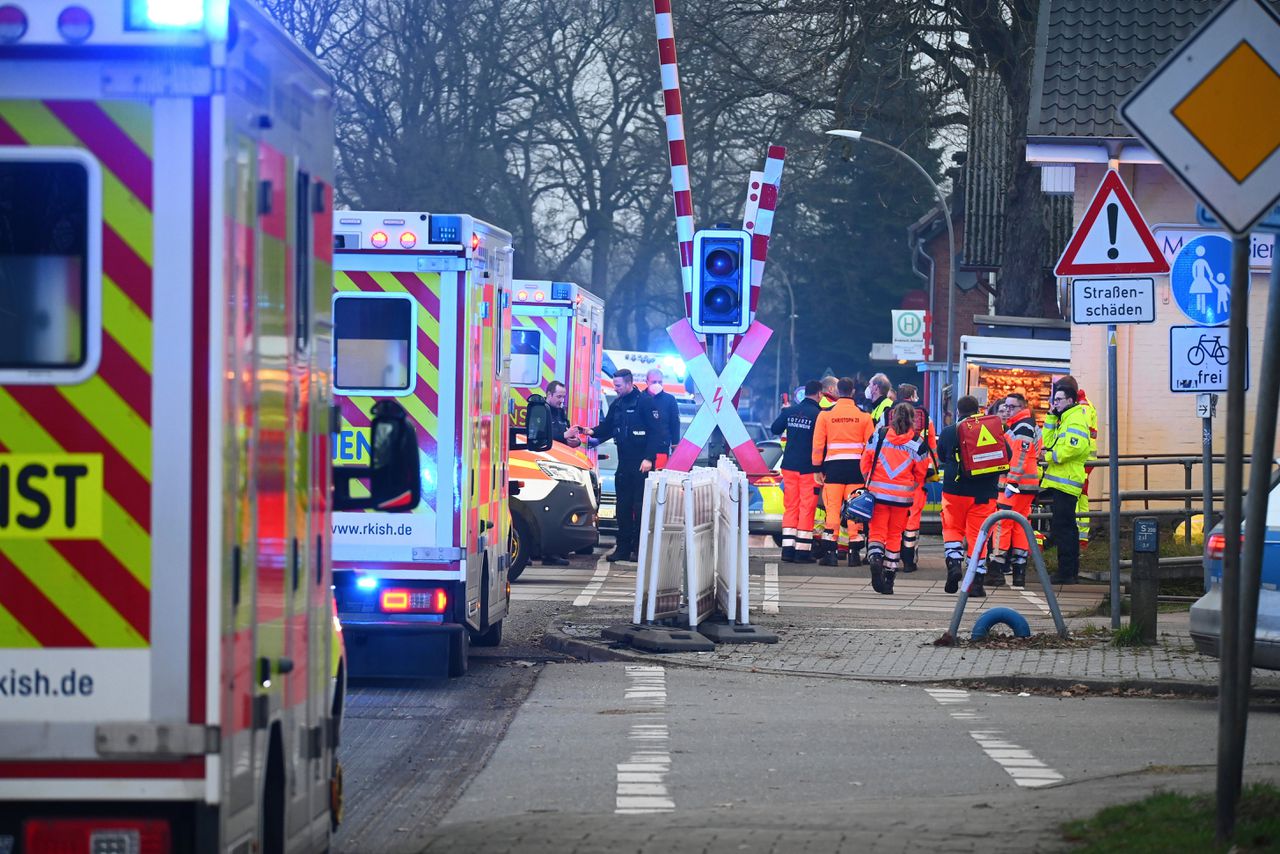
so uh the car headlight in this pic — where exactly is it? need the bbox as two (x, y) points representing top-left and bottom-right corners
(538, 461), (581, 482)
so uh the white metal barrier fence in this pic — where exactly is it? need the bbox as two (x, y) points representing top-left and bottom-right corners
(633, 463), (750, 628)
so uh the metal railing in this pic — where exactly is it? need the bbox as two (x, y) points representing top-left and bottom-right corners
(1044, 454), (1257, 548)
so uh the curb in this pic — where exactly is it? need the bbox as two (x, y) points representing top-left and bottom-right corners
(542, 621), (1280, 700)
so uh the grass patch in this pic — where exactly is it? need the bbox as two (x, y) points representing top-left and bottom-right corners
(1111, 622), (1150, 647)
(1062, 782), (1280, 852)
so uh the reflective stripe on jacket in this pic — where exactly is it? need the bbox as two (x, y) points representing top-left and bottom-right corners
(811, 399), (875, 467)
(860, 428), (931, 506)
(1041, 403), (1090, 495)
(1001, 410), (1041, 492)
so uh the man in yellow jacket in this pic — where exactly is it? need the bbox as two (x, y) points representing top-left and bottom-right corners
(1041, 376), (1092, 584)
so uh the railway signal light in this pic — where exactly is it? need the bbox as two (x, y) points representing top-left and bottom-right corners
(692, 228), (750, 334)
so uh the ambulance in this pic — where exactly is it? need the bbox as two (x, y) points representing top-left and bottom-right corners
(507, 281), (603, 578)
(0, 1), (374, 850)
(330, 212), (549, 676)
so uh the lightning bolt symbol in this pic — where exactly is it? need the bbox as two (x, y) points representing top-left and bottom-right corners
(712, 387), (724, 412)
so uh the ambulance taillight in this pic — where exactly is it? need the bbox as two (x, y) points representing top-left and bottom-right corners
(379, 588), (448, 615)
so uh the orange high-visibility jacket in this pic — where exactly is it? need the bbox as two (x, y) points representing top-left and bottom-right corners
(811, 398), (876, 468)
(861, 427), (931, 506)
(1001, 408), (1041, 493)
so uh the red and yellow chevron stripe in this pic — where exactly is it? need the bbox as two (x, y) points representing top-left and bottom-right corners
(0, 100), (153, 649)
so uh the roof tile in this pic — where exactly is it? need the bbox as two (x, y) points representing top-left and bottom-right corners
(1028, 0), (1266, 137)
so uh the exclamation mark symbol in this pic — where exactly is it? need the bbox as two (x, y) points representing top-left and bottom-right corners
(1106, 203), (1119, 260)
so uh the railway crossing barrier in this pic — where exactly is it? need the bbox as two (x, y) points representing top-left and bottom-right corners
(622, 463), (776, 650)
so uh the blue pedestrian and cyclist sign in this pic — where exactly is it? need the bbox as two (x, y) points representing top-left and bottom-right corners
(1170, 234), (1241, 325)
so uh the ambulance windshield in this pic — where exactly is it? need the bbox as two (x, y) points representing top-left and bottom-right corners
(334, 294), (414, 394)
(0, 160), (90, 370)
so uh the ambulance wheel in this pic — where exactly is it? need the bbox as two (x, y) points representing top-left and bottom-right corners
(470, 566), (504, 648)
(509, 516), (532, 581)
(473, 619), (503, 647)
(448, 628), (470, 677)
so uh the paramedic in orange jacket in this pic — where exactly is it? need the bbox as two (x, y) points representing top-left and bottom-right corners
(895, 383), (938, 573)
(811, 377), (875, 567)
(861, 403), (931, 595)
(937, 395), (1000, 597)
(990, 393), (1040, 588)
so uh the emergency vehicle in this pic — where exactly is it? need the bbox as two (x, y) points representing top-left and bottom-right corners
(330, 211), (546, 676)
(507, 281), (603, 578)
(0, 2), (358, 850)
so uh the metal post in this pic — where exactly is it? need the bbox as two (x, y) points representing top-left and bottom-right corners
(825, 131), (954, 419)
(1216, 234), (1251, 842)
(1204, 410), (1214, 539)
(1108, 324), (1121, 630)
(1184, 461), (1193, 547)
(707, 333), (728, 466)
(1232, 226), (1280, 820)
(1131, 517), (1159, 645)
(948, 510), (1069, 640)
(784, 277), (798, 393)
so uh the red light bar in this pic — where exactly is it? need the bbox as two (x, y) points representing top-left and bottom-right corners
(379, 588), (448, 614)
(471, 233), (480, 251)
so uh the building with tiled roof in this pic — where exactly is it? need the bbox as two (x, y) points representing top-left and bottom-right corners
(1026, 0), (1277, 494)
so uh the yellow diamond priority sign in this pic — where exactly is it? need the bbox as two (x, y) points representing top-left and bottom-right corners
(1121, 0), (1280, 235)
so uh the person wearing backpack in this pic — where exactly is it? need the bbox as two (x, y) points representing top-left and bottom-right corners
(895, 384), (938, 573)
(811, 377), (876, 566)
(1040, 377), (1092, 584)
(860, 402), (931, 595)
(991, 393), (1041, 588)
(937, 395), (1006, 596)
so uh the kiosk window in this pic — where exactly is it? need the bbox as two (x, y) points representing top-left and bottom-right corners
(0, 159), (92, 371)
(333, 294), (415, 394)
(510, 328), (541, 386)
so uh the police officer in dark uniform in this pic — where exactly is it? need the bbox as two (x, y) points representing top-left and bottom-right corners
(586, 369), (656, 562)
(770, 379), (823, 562)
(643, 368), (681, 464)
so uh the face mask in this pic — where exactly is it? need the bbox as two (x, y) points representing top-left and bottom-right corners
(865, 385), (874, 399)
(648, 383), (663, 395)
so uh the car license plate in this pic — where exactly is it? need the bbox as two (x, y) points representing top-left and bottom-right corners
(599, 504), (616, 520)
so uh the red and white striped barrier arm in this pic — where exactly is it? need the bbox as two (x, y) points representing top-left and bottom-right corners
(653, 0), (696, 315)
(748, 145), (786, 315)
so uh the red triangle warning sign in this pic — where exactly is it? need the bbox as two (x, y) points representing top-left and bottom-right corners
(1054, 170), (1170, 277)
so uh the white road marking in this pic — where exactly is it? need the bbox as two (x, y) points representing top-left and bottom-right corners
(573, 557), (612, 607)
(763, 562), (780, 614)
(617, 666), (674, 814)
(926, 688), (1065, 787)
(1020, 588), (1052, 615)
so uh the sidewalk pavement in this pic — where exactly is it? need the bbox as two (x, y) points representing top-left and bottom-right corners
(424, 764), (1280, 853)
(546, 541), (1280, 694)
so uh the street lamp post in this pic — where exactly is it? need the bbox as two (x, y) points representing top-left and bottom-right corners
(783, 277), (798, 392)
(826, 129), (956, 418)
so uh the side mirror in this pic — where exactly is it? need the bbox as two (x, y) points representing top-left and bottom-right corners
(332, 400), (421, 513)
(524, 393), (553, 453)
